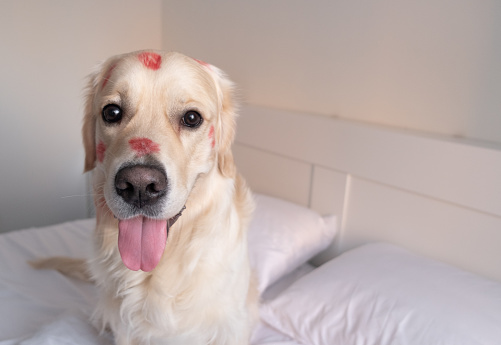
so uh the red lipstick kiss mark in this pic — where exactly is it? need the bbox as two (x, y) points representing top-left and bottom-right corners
(138, 52), (162, 70)
(193, 58), (212, 70)
(208, 125), (215, 148)
(129, 138), (160, 157)
(96, 141), (106, 163)
(102, 64), (116, 89)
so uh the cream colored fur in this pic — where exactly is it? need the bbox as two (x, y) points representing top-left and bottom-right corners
(45, 51), (257, 344)
(29, 256), (93, 282)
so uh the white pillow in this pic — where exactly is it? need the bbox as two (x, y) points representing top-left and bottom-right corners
(248, 193), (337, 293)
(261, 243), (501, 345)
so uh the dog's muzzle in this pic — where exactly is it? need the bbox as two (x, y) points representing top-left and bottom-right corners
(113, 164), (187, 272)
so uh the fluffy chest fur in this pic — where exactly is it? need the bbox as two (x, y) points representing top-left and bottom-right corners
(90, 170), (255, 345)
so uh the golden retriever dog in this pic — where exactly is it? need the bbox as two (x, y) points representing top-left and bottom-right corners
(35, 50), (257, 344)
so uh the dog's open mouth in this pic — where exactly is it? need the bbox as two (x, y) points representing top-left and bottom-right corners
(117, 206), (186, 272)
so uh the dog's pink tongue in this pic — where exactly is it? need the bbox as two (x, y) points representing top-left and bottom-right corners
(118, 216), (168, 272)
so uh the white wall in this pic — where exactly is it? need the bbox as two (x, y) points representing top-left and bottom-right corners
(162, 0), (501, 146)
(0, 0), (162, 232)
(2, 0), (500, 231)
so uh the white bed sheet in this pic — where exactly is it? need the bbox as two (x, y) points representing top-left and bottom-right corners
(0, 219), (301, 345)
(4, 218), (499, 345)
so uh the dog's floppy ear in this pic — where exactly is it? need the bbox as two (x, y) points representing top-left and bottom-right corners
(82, 58), (118, 172)
(82, 70), (99, 172)
(208, 65), (238, 178)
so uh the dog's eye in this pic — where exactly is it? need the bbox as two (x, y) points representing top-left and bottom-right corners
(102, 104), (122, 124)
(181, 111), (203, 128)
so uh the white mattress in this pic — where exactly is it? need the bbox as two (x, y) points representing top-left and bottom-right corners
(0, 219), (302, 345)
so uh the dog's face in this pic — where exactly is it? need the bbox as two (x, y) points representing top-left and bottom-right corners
(82, 51), (236, 271)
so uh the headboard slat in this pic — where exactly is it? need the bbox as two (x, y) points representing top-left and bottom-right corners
(234, 104), (501, 281)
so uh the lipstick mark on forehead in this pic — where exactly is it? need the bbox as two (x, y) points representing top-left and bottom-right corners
(101, 64), (116, 89)
(129, 137), (160, 157)
(193, 58), (212, 70)
(96, 141), (106, 163)
(138, 52), (162, 70)
(208, 125), (215, 148)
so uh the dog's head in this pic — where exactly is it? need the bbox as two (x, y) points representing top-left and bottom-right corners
(82, 51), (237, 271)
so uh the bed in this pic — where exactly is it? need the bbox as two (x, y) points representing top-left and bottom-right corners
(1, 105), (501, 344)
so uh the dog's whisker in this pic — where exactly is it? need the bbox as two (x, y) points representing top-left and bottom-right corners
(60, 194), (97, 199)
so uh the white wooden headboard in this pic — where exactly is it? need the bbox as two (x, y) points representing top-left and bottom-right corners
(233, 105), (501, 282)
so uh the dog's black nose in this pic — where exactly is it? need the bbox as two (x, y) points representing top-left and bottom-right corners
(115, 165), (167, 208)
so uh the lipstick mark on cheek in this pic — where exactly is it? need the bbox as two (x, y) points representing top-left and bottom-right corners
(138, 52), (162, 70)
(208, 125), (215, 148)
(129, 138), (160, 157)
(96, 141), (106, 163)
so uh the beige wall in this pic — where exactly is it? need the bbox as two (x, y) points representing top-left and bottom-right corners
(162, 0), (501, 145)
(0, 0), (162, 231)
(1, 0), (500, 231)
